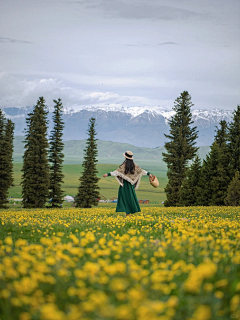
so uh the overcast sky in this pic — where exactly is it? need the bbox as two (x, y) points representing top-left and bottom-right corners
(0, 0), (239, 111)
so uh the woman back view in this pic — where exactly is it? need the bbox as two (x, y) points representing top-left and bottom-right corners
(103, 151), (152, 216)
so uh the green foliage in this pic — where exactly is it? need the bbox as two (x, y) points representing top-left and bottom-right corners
(162, 91), (198, 206)
(179, 155), (202, 206)
(21, 97), (50, 208)
(197, 121), (231, 206)
(225, 171), (240, 206)
(228, 105), (240, 177)
(210, 121), (231, 205)
(4, 120), (15, 190)
(0, 110), (14, 208)
(48, 99), (65, 208)
(75, 118), (100, 208)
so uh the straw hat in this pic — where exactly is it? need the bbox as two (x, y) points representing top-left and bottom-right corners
(123, 151), (134, 160)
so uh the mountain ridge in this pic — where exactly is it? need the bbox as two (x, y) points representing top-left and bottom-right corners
(2, 105), (234, 147)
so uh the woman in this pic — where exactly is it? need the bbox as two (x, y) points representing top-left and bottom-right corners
(103, 151), (153, 216)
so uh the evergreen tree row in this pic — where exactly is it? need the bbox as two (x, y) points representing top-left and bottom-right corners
(0, 110), (14, 208)
(163, 92), (240, 207)
(21, 97), (99, 209)
(179, 107), (240, 206)
(21, 97), (65, 208)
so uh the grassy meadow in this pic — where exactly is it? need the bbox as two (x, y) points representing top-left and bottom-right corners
(0, 207), (240, 320)
(9, 163), (167, 206)
(10, 137), (213, 206)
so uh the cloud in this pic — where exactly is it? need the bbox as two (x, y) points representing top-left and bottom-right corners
(0, 73), (164, 110)
(88, 1), (207, 21)
(126, 44), (152, 47)
(158, 42), (179, 46)
(0, 73), (77, 108)
(0, 37), (33, 44)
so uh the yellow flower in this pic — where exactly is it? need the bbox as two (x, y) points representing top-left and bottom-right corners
(109, 278), (129, 291)
(167, 296), (179, 307)
(98, 237), (106, 246)
(4, 236), (13, 246)
(235, 282), (240, 291)
(40, 303), (65, 320)
(215, 279), (228, 288)
(15, 239), (28, 247)
(191, 305), (211, 320)
(69, 234), (79, 245)
(19, 312), (31, 320)
(1, 289), (10, 298)
(215, 291), (224, 299)
(116, 304), (133, 320)
(230, 294), (240, 312)
(46, 256), (56, 266)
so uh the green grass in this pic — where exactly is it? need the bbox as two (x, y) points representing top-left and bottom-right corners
(11, 137), (211, 206)
(9, 163), (167, 205)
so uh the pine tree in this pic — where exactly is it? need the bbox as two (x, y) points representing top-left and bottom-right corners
(162, 91), (198, 206)
(75, 118), (100, 208)
(210, 120), (231, 205)
(215, 120), (229, 147)
(21, 97), (50, 208)
(224, 171), (240, 206)
(0, 109), (7, 208)
(48, 99), (65, 208)
(4, 120), (15, 191)
(196, 142), (220, 206)
(228, 106), (240, 178)
(196, 121), (231, 206)
(0, 111), (14, 208)
(179, 155), (202, 206)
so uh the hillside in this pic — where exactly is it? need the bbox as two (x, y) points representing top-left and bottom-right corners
(14, 136), (210, 165)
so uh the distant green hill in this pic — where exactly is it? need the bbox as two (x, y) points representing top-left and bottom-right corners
(13, 136), (210, 165)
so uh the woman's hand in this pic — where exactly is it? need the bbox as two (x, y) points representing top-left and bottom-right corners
(103, 173), (108, 178)
(149, 174), (153, 179)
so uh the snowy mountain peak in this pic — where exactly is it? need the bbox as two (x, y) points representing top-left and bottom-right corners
(62, 105), (233, 123)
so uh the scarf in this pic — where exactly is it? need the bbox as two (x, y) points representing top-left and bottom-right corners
(112, 163), (146, 190)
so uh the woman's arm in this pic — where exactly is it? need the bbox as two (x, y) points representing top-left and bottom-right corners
(142, 170), (153, 178)
(103, 173), (112, 177)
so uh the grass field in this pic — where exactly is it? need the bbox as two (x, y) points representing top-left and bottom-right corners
(10, 138), (212, 206)
(9, 163), (167, 205)
(0, 207), (239, 320)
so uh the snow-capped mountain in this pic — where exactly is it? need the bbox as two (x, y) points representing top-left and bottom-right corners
(1, 105), (234, 147)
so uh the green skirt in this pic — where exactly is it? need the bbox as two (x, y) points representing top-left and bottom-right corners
(116, 180), (141, 214)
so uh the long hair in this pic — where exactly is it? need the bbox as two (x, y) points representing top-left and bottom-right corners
(124, 158), (135, 174)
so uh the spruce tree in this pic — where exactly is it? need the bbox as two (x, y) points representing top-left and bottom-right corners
(0, 111), (14, 208)
(75, 117), (100, 208)
(4, 120), (15, 191)
(210, 121), (231, 205)
(48, 99), (65, 208)
(162, 91), (198, 206)
(215, 120), (229, 147)
(179, 155), (202, 206)
(0, 109), (7, 208)
(224, 171), (240, 206)
(228, 106), (240, 178)
(21, 97), (50, 208)
(196, 142), (220, 206)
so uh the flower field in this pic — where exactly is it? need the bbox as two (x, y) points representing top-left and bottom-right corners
(0, 207), (240, 320)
